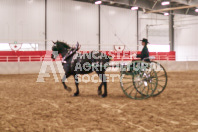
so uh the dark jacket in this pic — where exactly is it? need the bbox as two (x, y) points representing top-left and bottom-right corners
(137, 45), (150, 62)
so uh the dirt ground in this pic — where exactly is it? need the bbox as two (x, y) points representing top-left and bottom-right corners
(0, 71), (198, 132)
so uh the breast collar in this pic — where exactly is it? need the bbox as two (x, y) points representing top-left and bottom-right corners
(62, 53), (79, 64)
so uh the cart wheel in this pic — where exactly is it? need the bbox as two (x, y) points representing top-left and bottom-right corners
(150, 61), (168, 96)
(120, 61), (158, 100)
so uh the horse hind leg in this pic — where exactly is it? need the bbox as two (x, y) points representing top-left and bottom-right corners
(97, 73), (107, 98)
(62, 74), (72, 92)
(98, 83), (103, 95)
(102, 75), (107, 98)
(73, 74), (79, 96)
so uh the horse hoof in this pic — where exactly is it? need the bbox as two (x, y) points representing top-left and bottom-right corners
(101, 94), (107, 98)
(73, 93), (79, 97)
(66, 87), (72, 92)
(98, 90), (102, 95)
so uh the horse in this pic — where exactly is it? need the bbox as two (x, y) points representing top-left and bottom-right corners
(51, 41), (112, 98)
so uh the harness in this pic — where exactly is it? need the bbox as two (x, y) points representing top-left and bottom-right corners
(62, 52), (80, 65)
(62, 48), (77, 64)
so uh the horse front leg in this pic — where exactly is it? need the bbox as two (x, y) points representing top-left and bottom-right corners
(98, 73), (107, 98)
(62, 74), (72, 92)
(73, 74), (79, 96)
(102, 74), (107, 98)
(98, 83), (103, 95)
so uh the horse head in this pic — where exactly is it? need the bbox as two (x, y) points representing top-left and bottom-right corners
(51, 41), (71, 59)
(51, 41), (59, 59)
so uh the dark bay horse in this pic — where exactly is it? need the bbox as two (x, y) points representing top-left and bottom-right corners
(51, 41), (111, 97)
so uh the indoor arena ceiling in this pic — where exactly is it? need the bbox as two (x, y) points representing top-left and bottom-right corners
(73, 0), (198, 16)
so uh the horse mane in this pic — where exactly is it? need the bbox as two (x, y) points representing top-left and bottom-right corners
(56, 41), (71, 49)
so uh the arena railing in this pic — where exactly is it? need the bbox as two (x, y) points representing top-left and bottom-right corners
(0, 51), (175, 62)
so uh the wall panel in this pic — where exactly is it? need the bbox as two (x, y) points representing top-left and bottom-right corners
(47, 0), (98, 51)
(100, 5), (137, 51)
(0, 0), (45, 44)
(174, 15), (198, 61)
(138, 11), (169, 50)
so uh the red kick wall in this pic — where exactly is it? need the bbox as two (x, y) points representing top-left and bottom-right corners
(0, 51), (175, 62)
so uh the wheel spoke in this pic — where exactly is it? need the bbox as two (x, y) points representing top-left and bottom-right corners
(149, 81), (157, 85)
(157, 88), (162, 92)
(156, 71), (161, 74)
(151, 78), (158, 81)
(146, 84), (149, 95)
(129, 88), (135, 95)
(152, 82), (155, 87)
(158, 79), (166, 82)
(157, 74), (166, 78)
(142, 86), (146, 93)
(133, 80), (143, 83)
(134, 90), (138, 98)
(136, 82), (144, 89)
(123, 82), (133, 84)
(150, 81), (154, 91)
(123, 77), (132, 79)
(124, 85), (133, 91)
(150, 70), (155, 76)
(158, 83), (165, 88)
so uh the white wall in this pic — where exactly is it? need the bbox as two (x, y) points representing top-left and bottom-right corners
(174, 15), (198, 61)
(0, 0), (138, 51)
(0, 0), (198, 62)
(0, 0), (45, 45)
(138, 11), (169, 50)
(100, 5), (137, 51)
(47, 0), (99, 51)
(47, 1), (138, 51)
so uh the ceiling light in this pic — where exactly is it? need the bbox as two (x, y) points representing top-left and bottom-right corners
(161, 1), (170, 6)
(95, 1), (102, 5)
(110, 1), (114, 4)
(164, 12), (169, 16)
(27, 0), (33, 3)
(131, 7), (139, 10)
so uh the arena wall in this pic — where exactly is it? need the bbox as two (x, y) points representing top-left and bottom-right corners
(1, 0), (198, 62)
(0, 50), (192, 74)
(0, 0), (171, 52)
(174, 15), (198, 61)
(0, 61), (198, 75)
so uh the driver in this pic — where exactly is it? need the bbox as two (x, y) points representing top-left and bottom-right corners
(136, 38), (150, 62)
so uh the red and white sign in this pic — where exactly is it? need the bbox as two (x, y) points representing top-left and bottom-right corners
(9, 44), (22, 51)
